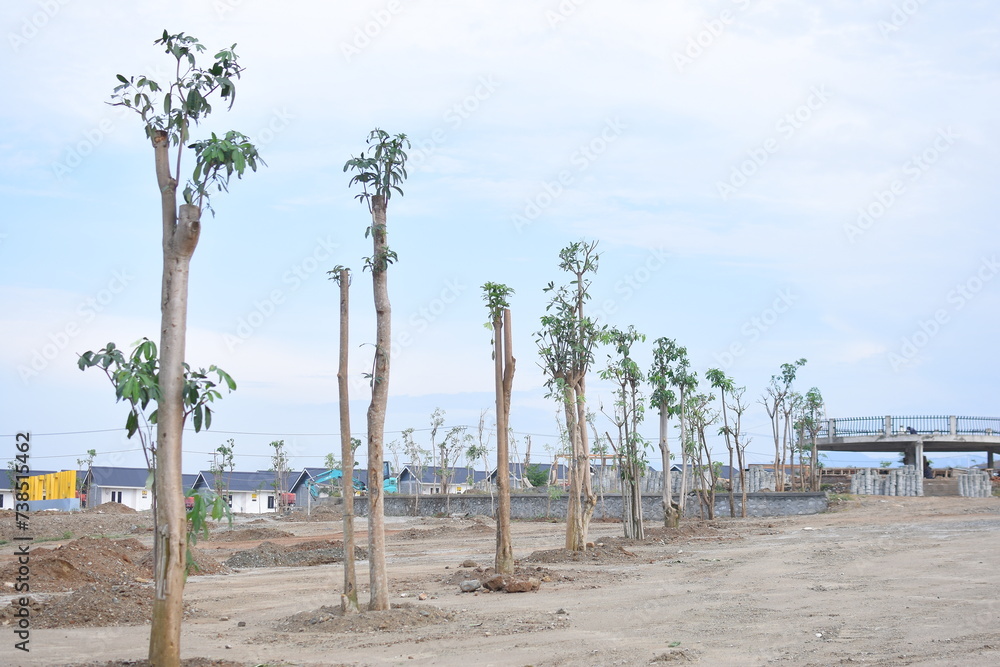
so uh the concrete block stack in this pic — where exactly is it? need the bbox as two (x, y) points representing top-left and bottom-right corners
(850, 466), (921, 496)
(957, 470), (992, 497)
(732, 467), (776, 493)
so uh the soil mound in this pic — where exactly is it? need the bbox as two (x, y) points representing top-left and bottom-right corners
(225, 539), (367, 568)
(138, 545), (230, 577)
(85, 501), (138, 514)
(0, 536), (148, 592)
(207, 526), (294, 542)
(523, 543), (640, 565)
(0, 582), (201, 629)
(275, 602), (453, 634)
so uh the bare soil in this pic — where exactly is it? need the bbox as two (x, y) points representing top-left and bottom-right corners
(2, 496), (999, 666)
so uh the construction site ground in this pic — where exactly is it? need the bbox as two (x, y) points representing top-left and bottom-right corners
(2, 496), (999, 666)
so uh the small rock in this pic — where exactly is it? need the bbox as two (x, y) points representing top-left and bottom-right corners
(483, 575), (507, 591)
(237, 621), (246, 627)
(505, 577), (540, 593)
(418, 593), (428, 601)
(556, 608), (569, 615)
(460, 579), (482, 592)
(586, 542), (596, 548)
(225, 644), (232, 649)
(220, 616), (230, 621)
(460, 559), (478, 568)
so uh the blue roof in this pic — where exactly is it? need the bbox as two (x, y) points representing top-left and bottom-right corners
(193, 470), (291, 493)
(86, 466), (152, 488)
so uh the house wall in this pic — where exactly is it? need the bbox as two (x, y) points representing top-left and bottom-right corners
(228, 490), (276, 514)
(93, 485), (153, 511)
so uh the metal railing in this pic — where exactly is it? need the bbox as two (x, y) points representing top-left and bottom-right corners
(821, 415), (1000, 439)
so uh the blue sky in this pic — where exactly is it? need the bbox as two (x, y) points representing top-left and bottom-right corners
(2, 0), (998, 475)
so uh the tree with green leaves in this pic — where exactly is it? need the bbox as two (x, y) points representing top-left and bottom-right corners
(401, 427), (428, 503)
(210, 438), (236, 514)
(686, 392), (719, 519)
(725, 385), (752, 516)
(345, 127), (409, 611)
(269, 440), (290, 512)
(108, 29), (262, 663)
(599, 326), (648, 539)
(483, 281), (516, 572)
(78, 337), (235, 661)
(648, 338), (695, 525)
(760, 359), (806, 491)
(76, 449), (97, 507)
(535, 241), (603, 551)
(798, 387), (825, 491)
(429, 407), (446, 491)
(439, 425), (471, 511)
(706, 369), (737, 517)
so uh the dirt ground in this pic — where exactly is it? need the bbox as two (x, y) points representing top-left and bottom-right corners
(2, 496), (999, 666)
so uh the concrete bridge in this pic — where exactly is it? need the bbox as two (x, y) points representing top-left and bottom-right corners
(818, 415), (1000, 469)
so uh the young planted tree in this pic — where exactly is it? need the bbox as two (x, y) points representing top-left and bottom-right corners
(429, 408), (445, 491)
(108, 30), (262, 662)
(726, 385), (752, 516)
(799, 387), (825, 491)
(466, 410), (494, 507)
(482, 281), (516, 573)
(439, 425), (470, 510)
(686, 393), (719, 519)
(401, 427), (428, 501)
(599, 326), (648, 539)
(78, 338), (235, 659)
(269, 440), (290, 511)
(759, 359), (806, 491)
(706, 369), (737, 517)
(76, 449), (97, 507)
(648, 338), (695, 524)
(535, 241), (603, 551)
(211, 439), (236, 520)
(345, 128), (409, 611)
(328, 267), (358, 611)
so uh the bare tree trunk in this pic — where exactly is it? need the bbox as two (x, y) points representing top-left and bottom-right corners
(337, 269), (358, 613)
(494, 309), (515, 574)
(659, 407), (678, 528)
(366, 195), (390, 611)
(563, 383), (585, 550)
(576, 377), (597, 543)
(150, 130), (199, 665)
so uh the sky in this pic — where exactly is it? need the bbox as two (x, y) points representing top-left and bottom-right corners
(2, 0), (998, 476)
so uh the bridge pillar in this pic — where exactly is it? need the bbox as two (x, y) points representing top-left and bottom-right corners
(950, 416), (957, 436)
(914, 440), (924, 496)
(988, 450), (995, 469)
(884, 415), (893, 437)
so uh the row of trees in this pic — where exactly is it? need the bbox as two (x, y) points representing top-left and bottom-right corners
(89, 30), (826, 664)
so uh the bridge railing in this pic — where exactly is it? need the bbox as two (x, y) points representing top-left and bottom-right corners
(956, 416), (1000, 435)
(821, 415), (1000, 438)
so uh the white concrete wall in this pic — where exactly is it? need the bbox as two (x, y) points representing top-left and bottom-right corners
(229, 490), (277, 514)
(101, 487), (153, 511)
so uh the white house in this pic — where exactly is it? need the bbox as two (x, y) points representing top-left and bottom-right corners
(191, 470), (290, 514)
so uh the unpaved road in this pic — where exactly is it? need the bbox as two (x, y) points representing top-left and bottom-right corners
(5, 496), (1000, 666)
